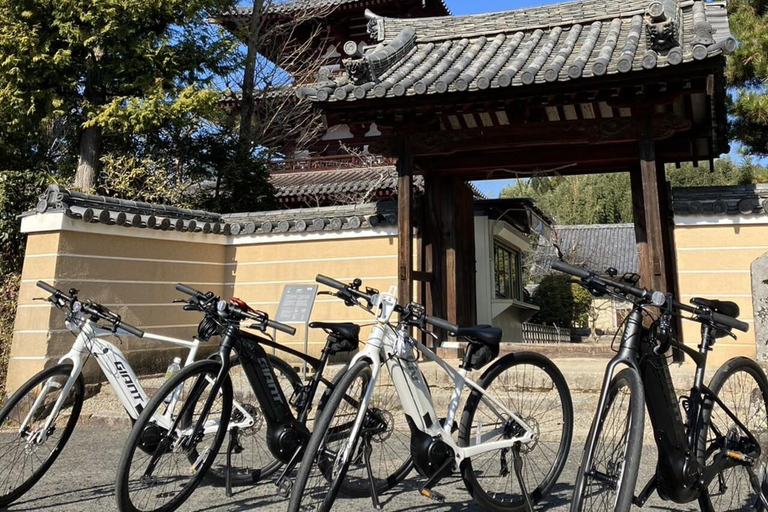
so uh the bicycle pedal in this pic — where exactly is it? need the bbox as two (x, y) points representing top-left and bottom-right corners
(726, 450), (754, 464)
(276, 477), (293, 497)
(420, 488), (445, 502)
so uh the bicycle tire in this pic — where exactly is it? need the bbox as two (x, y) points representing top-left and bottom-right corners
(320, 363), (419, 498)
(570, 367), (644, 512)
(288, 359), (373, 512)
(206, 354), (302, 486)
(698, 356), (768, 511)
(0, 363), (84, 507)
(115, 359), (232, 512)
(459, 352), (573, 512)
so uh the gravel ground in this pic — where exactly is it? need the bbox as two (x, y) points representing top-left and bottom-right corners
(5, 422), (699, 512)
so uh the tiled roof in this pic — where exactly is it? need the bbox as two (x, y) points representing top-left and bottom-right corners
(530, 223), (638, 281)
(270, 165), (425, 200)
(672, 184), (768, 216)
(298, 0), (734, 102)
(31, 185), (398, 237)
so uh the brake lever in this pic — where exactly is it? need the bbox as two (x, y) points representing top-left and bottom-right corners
(247, 323), (266, 332)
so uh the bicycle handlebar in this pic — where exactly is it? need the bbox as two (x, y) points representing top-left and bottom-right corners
(176, 283), (203, 298)
(37, 281), (144, 337)
(115, 320), (145, 338)
(266, 319), (296, 336)
(315, 274), (346, 291)
(316, 274), (458, 333)
(424, 315), (459, 334)
(315, 274), (373, 304)
(551, 261), (651, 301)
(551, 261), (749, 333)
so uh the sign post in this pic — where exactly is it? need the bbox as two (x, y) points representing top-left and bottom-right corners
(275, 285), (318, 379)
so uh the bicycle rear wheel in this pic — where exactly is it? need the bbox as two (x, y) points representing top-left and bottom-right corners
(459, 352), (573, 512)
(699, 356), (768, 512)
(207, 354), (301, 486)
(115, 359), (231, 512)
(0, 363), (84, 507)
(570, 368), (644, 512)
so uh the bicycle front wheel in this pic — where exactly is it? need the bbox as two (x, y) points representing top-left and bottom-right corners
(0, 363), (84, 507)
(288, 359), (372, 512)
(115, 359), (232, 512)
(571, 368), (644, 512)
(459, 352), (573, 512)
(699, 356), (768, 512)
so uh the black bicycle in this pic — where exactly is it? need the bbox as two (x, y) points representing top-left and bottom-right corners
(553, 261), (768, 512)
(115, 284), (412, 512)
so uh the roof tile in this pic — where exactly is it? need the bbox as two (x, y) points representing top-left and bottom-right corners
(298, 0), (734, 102)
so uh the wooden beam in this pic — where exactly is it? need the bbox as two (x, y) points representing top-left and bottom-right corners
(397, 140), (413, 305)
(418, 137), (696, 179)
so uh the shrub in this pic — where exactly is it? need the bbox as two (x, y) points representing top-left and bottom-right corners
(530, 274), (592, 329)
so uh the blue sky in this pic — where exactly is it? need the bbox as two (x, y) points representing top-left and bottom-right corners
(447, 0), (558, 15)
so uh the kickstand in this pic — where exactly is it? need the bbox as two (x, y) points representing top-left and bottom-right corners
(225, 426), (239, 498)
(363, 436), (383, 510)
(512, 443), (534, 512)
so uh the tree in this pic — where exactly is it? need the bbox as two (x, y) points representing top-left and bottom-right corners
(0, 0), (236, 190)
(727, 0), (768, 156)
(221, 0), (332, 154)
(500, 158), (768, 224)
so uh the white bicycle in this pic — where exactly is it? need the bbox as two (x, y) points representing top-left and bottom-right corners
(0, 281), (272, 507)
(287, 275), (574, 512)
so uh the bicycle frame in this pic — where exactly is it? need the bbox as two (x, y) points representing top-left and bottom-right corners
(179, 323), (336, 466)
(20, 315), (203, 443)
(341, 291), (536, 469)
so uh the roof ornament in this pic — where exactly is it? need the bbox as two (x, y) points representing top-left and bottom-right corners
(343, 27), (416, 86)
(645, 0), (681, 51)
(365, 9), (384, 41)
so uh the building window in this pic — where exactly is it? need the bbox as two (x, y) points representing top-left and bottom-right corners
(494, 242), (521, 300)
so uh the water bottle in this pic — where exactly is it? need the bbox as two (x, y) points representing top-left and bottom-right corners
(163, 357), (182, 405)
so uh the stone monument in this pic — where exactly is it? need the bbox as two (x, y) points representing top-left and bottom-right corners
(752, 252), (768, 362)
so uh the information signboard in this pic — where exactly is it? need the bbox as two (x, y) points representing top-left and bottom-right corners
(275, 285), (318, 323)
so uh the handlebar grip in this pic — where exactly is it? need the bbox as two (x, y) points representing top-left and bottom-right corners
(425, 315), (459, 334)
(550, 261), (591, 279)
(117, 321), (145, 338)
(711, 311), (749, 333)
(315, 274), (346, 291)
(36, 281), (59, 295)
(176, 283), (201, 297)
(267, 319), (296, 336)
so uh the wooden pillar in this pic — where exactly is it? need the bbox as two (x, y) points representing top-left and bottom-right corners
(423, 174), (476, 337)
(397, 141), (413, 305)
(631, 116), (668, 292)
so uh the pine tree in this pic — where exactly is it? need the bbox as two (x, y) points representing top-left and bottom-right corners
(0, 0), (235, 190)
(727, 0), (768, 155)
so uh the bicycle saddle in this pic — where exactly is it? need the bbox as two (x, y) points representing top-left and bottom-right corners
(455, 325), (502, 346)
(309, 321), (360, 340)
(691, 297), (740, 319)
